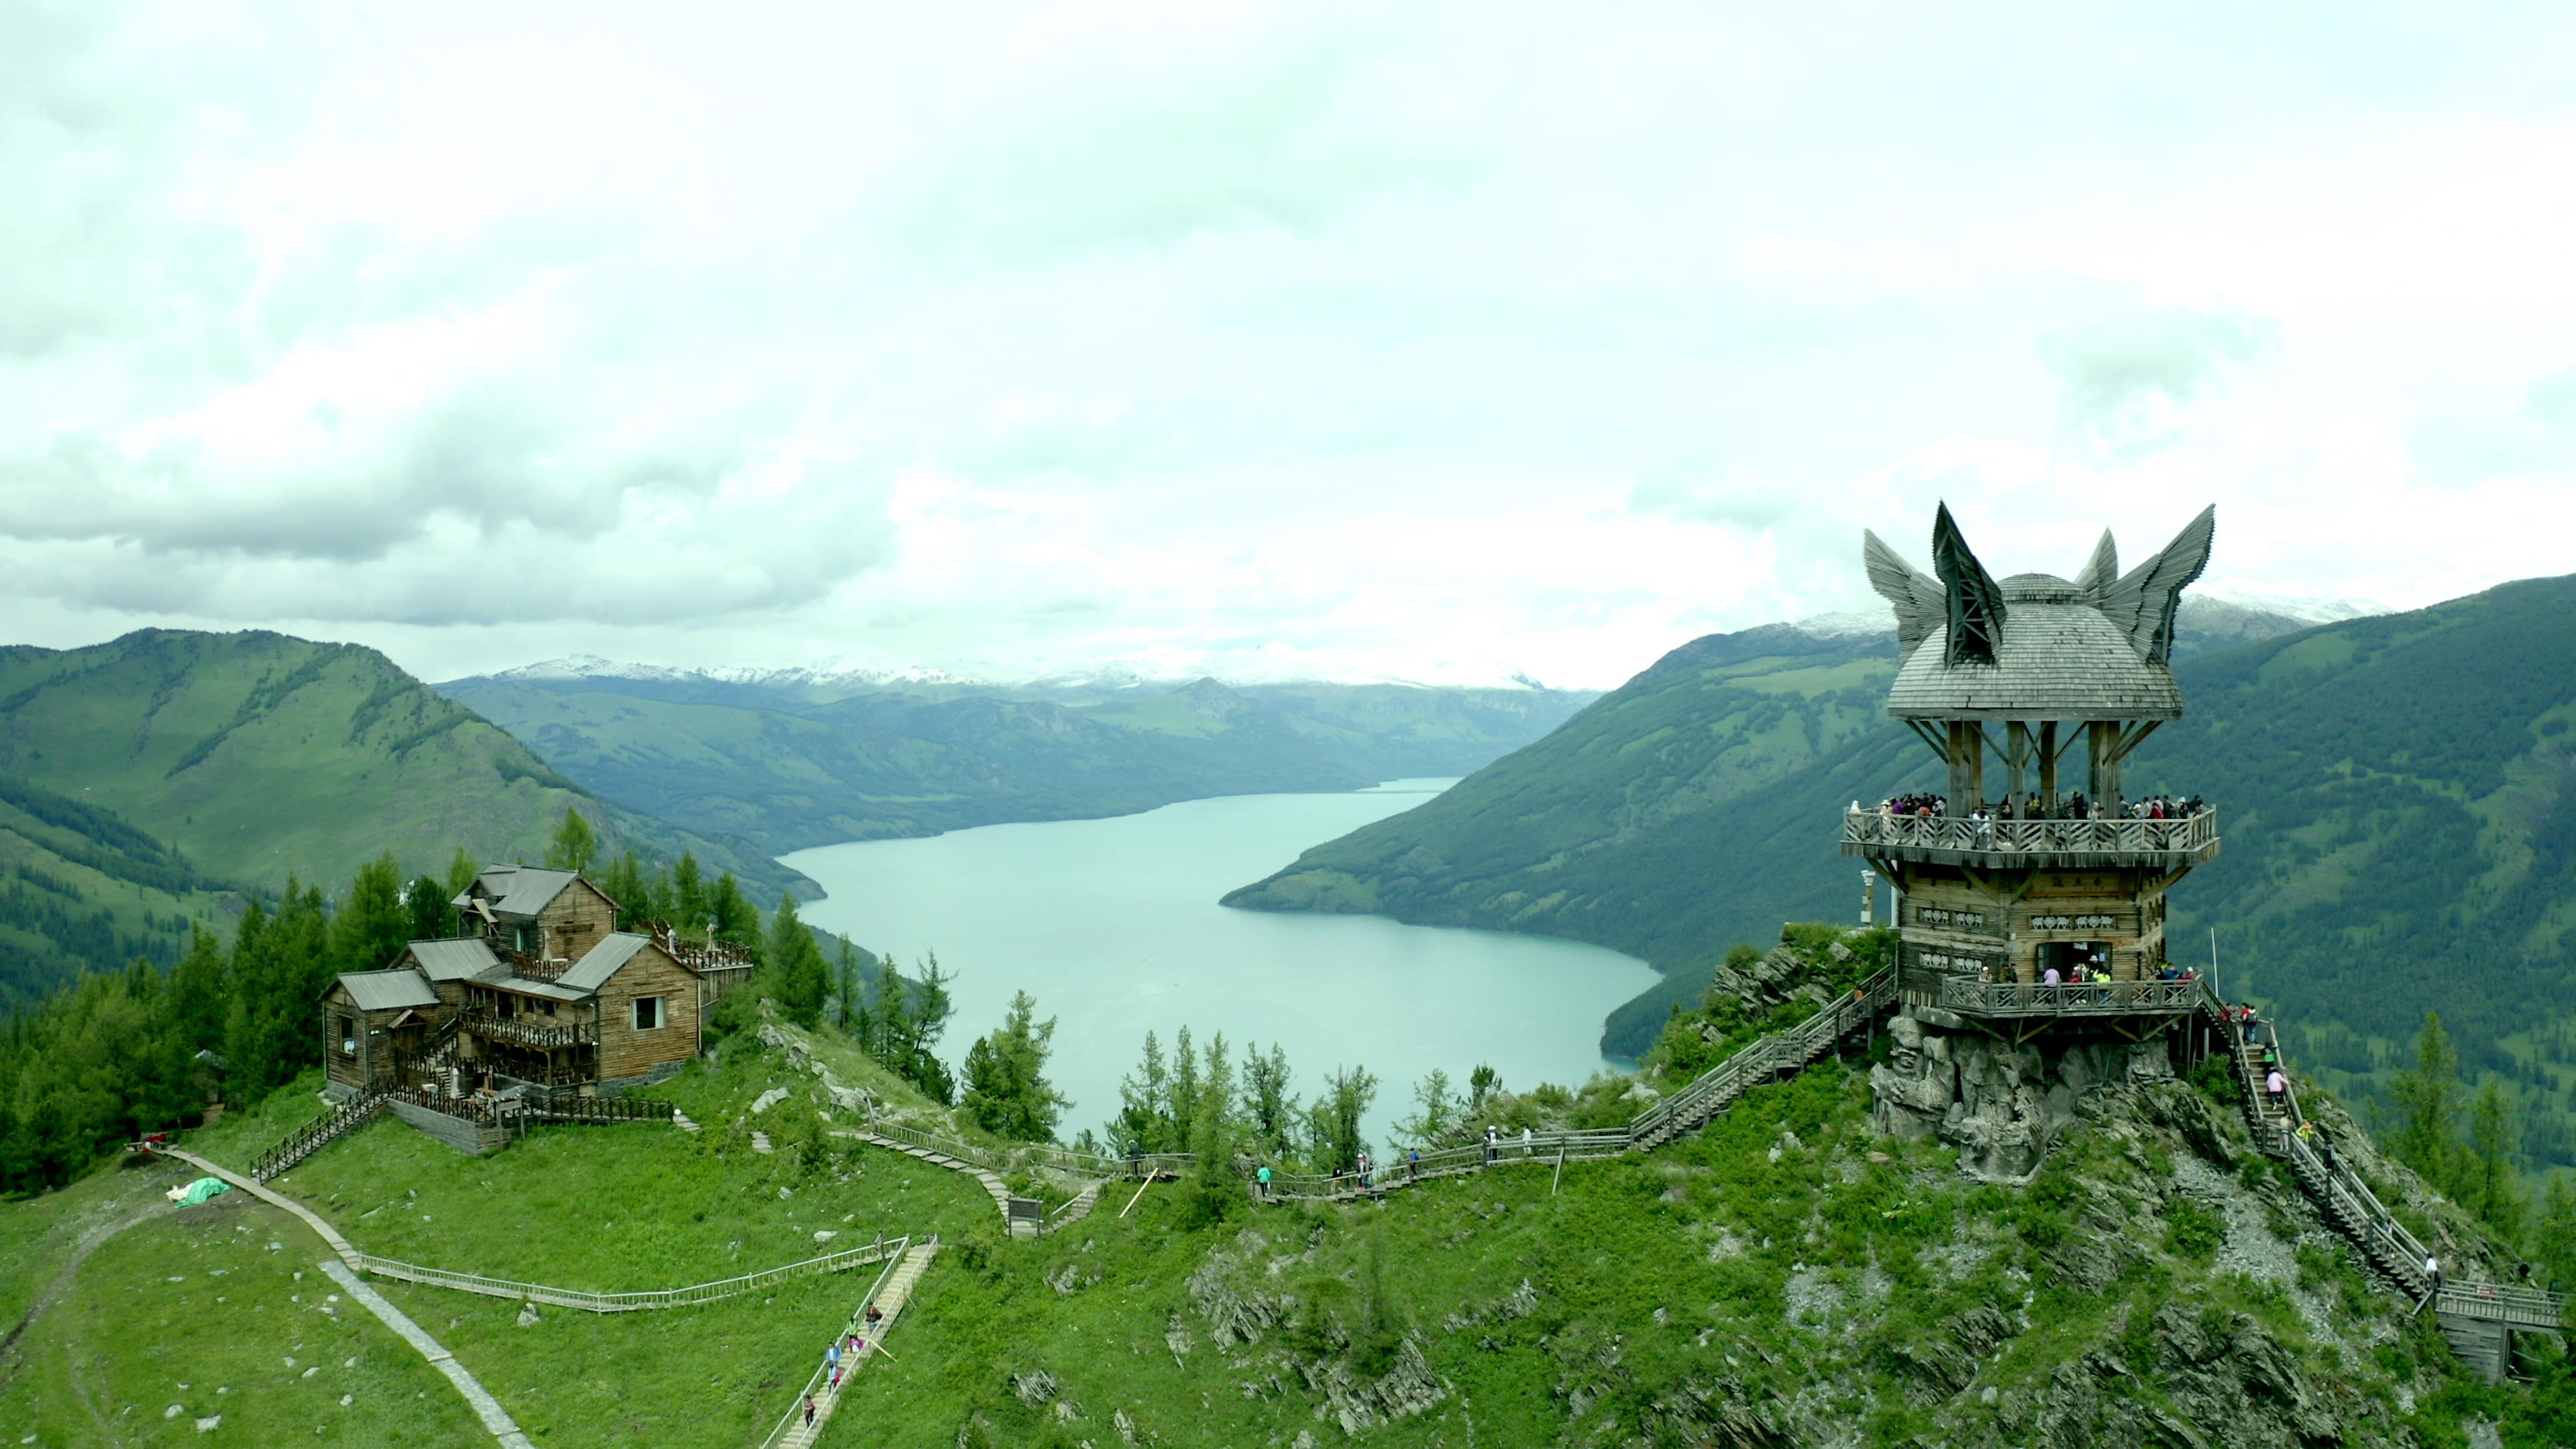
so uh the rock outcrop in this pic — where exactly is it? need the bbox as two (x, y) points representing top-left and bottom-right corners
(1872, 1014), (2170, 1180)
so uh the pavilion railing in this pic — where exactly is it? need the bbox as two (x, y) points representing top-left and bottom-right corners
(1842, 806), (2218, 857)
(1938, 977), (2206, 1016)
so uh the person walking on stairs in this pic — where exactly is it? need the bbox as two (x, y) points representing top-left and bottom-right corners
(1484, 1125), (1498, 1165)
(2265, 1067), (2288, 1112)
(1256, 1164), (1271, 1199)
(804, 1395), (816, 1430)
(2426, 1253), (2444, 1297)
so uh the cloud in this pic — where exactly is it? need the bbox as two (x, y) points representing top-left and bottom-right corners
(2041, 305), (2276, 455)
(5, 3), (2576, 688)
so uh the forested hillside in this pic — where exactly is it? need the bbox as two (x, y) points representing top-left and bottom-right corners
(0, 631), (808, 1002)
(0, 771), (239, 1009)
(1230, 579), (2576, 1155)
(439, 669), (1592, 851)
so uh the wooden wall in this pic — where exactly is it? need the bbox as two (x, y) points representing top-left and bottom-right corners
(1900, 865), (2176, 981)
(592, 941), (702, 1083)
(537, 880), (619, 962)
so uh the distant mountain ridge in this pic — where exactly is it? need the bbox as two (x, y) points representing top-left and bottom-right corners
(436, 665), (1599, 853)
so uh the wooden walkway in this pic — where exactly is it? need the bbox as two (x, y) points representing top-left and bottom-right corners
(761, 1238), (940, 1449)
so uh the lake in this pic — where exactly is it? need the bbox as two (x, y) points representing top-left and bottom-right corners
(782, 780), (1659, 1144)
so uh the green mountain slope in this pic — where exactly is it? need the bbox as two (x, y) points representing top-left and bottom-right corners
(0, 631), (806, 951)
(1228, 579), (2576, 1136)
(0, 770), (239, 1007)
(437, 672), (1593, 852)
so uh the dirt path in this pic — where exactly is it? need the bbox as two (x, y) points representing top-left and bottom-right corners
(0, 1164), (191, 1387)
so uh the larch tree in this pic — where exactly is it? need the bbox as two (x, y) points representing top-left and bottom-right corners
(959, 990), (1071, 1142)
(546, 806), (598, 874)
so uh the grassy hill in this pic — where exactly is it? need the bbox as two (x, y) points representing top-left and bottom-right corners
(1227, 580), (2576, 1143)
(438, 671), (1594, 852)
(4, 1008), (2531, 1448)
(0, 630), (808, 1000)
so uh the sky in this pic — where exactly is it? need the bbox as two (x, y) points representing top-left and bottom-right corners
(6, 3), (2576, 690)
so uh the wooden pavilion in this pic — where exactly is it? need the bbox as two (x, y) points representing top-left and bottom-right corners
(1839, 504), (2223, 1036)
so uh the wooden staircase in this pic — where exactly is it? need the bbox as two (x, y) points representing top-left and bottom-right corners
(765, 1238), (940, 1449)
(2192, 991), (2575, 1379)
(249, 1087), (390, 1181)
(843, 1129), (1023, 1232)
(1628, 968), (1896, 1151)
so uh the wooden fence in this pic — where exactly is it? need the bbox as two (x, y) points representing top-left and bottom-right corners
(354, 1234), (912, 1313)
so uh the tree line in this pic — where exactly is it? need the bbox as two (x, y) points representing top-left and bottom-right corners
(2383, 1010), (2576, 1291)
(0, 809), (959, 1196)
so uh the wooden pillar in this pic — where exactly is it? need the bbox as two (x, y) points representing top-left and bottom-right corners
(1945, 720), (1984, 810)
(2006, 721), (2031, 806)
(2088, 720), (2123, 807)
(2038, 720), (2061, 812)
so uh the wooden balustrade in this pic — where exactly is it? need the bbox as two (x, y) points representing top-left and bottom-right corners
(1841, 805), (2218, 864)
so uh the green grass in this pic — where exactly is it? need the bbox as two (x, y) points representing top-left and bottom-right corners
(243, 1056), (993, 1292)
(0, 1185), (485, 1446)
(7, 1014), (2493, 1448)
(384, 1271), (871, 1449)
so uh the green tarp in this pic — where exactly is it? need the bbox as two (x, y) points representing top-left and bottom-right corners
(173, 1177), (231, 1206)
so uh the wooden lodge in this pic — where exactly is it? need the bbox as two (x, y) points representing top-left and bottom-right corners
(320, 866), (757, 1104)
(1840, 504), (2223, 1032)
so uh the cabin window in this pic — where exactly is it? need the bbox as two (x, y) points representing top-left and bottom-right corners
(633, 996), (663, 1031)
(515, 926), (529, 952)
(337, 1014), (357, 1055)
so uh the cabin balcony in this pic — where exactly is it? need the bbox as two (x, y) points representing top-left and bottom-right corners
(1839, 805), (2219, 869)
(459, 1008), (596, 1051)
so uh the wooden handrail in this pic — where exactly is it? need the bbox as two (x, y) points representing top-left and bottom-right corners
(1843, 806), (2218, 859)
(358, 1234), (912, 1315)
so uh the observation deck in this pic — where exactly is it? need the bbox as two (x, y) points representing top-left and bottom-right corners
(1839, 805), (2220, 871)
(1931, 975), (2205, 1018)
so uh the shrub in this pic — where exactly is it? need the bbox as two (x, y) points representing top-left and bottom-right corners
(2165, 1195), (2225, 1259)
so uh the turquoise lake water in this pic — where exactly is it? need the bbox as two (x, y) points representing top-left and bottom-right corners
(782, 780), (1658, 1145)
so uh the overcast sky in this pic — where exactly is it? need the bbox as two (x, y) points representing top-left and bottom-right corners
(7, 3), (2576, 689)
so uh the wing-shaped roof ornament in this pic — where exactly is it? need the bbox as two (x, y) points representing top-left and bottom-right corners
(1931, 503), (2006, 666)
(2098, 506), (2216, 663)
(1862, 529), (1945, 659)
(2071, 529), (2119, 602)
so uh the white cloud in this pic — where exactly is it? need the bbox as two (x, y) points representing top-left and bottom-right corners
(3, 1), (2575, 687)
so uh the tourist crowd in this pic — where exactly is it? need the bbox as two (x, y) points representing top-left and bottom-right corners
(1866, 790), (2207, 822)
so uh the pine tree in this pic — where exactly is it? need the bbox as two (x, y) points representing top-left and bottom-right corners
(670, 853), (707, 934)
(708, 872), (757, 945)
(2468, 1078), (2525, 1239)
(405, 873), (453, 942)
(2537, 1176), (2576, 1290)
(958, 991), (1071, 1142)
(1241, 1041), (1297, 1163)
(763, 894), (830, 1027)
(169, 924), (230, 1057)
(1308, 1065), (1378, 1175)
(2388, 1011), (2466, 1195)
(546, 806), (598, 873)
(446, 847), (482, 900)
(337, 852), (409, 975)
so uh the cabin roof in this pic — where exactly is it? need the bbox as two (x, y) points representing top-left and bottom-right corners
(449, 865), (584, 922)
(403, 937), (502, 982)
(559, 932), (655, 992)
(335, 968), (441, 1012)
(468, 964), (592, 1003)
